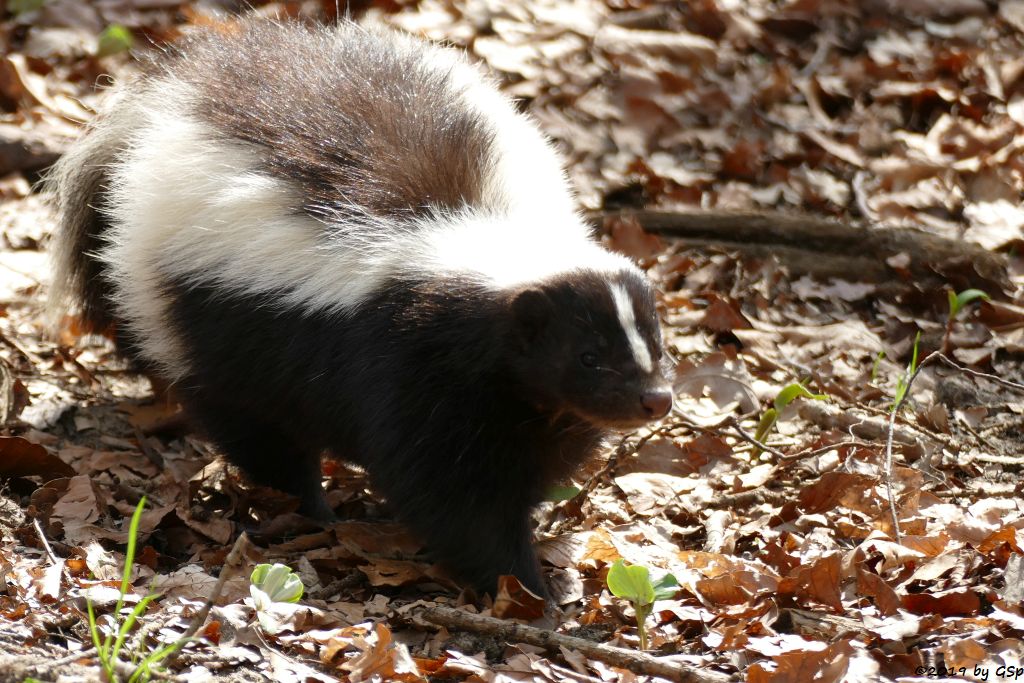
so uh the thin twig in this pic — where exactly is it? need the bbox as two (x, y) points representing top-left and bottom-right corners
(33, 517), (59, 565)
(165, 531), (250, 666)
(723, 416), (787, 459)
(37, 646), (97, 669)
(778, 439), (874, 462)
(932, 354), (1024, 393)
(670, 412), (787, 459)
(538, 427), (666, 535)
(421, 605), (733, 683)
(0, 328), (44, 366)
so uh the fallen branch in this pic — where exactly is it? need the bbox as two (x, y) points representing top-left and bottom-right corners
(797, 401), (926, 446)
(421, 605), (733, 683)
(710, 488), (790, 509)
(591, 209), (1008, 290)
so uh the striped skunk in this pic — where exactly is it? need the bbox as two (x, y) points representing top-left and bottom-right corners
(49, 20), (673, 596)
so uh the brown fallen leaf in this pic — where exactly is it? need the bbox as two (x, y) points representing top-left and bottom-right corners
(779, 553), (843, 612)
(357, 557), (452, 588)
(856, 564), (902, 617)
(700, 295), (751, 332)
(605, 213), (665, 263)
(696, 572), (757, 607)
(797, 472), (876, 515)
(340, 622), (421, 682)
(902, 588), (981, 617)
(0, 436), (75, 479)
(977, 525), (1024, 555)
(493, 575), (545, 620)
(747, 639), (872, 683)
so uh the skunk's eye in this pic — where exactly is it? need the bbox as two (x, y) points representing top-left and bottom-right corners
(580, 352), (599, 368)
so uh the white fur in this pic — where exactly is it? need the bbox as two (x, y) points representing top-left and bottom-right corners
(47, 85), (138, 326)
(610, 283), (653, 373)
(412, 40), (578, 218)
(94, 27), (647, 379)
(414, 209), (636, 288)
(100, 83), (406, 377)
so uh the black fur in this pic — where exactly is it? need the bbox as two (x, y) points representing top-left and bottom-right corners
(164, 274), (634, 594)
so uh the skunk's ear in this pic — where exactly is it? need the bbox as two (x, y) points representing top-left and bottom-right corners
(511, 288), (553, 344)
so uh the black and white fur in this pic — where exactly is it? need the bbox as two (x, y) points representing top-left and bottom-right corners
(50, 20), (673, 596)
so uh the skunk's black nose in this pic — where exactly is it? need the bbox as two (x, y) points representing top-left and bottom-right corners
(641, 389), (673, 419)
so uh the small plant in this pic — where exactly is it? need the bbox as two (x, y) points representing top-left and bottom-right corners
(947, 288), (990, 320)
(892, 332), (921, 411)
(606, 559), (678, 651)
(870, 350), (885, 382)
(250, 563), (305, 634)
(85, 497), (180, 683)
(753, 382), (829, 449)
(97, 24), (133, 57)
(944, 288), (989, 352)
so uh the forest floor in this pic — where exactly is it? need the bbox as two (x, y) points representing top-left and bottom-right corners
(0, 0), (1023, 681)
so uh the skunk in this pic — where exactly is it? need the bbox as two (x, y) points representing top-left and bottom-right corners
(49, 19), (673, 596)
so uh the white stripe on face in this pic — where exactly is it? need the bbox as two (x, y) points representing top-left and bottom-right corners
(610, 283), (653, 373)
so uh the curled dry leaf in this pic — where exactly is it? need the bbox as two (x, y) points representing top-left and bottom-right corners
(340, 623), (421, 682)
(492, 574), (545, 620)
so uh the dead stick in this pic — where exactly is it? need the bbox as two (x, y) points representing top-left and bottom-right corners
(724, 415), (786, 458)
(798, 402), (924, 446)
(165, 531), (250, 666)
(421, 605), (733, 683)
(593, 209), (1002, 269)
(933, 354), (1024, 393)
(32, 518), (59, 565)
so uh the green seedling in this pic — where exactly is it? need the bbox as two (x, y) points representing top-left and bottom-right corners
(86, 497), (182, 683)
(892, 332), (921, 411)
(944, 288), (990, 353)
(871, 350), (885, 383)
(947, 288), (989, 320)
(606, 559), (678, 651)
(754, 382), (829, 450)
(250, 563), (305, 634)
(97, 24), (133, 57)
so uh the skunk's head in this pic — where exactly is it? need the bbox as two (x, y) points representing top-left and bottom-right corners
(507, 269), (673, 429)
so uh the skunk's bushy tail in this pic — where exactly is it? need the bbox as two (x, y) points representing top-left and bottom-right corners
(47, 89), (141, 334)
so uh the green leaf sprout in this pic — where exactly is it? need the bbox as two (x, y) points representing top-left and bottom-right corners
(606, 559), (678, 650)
